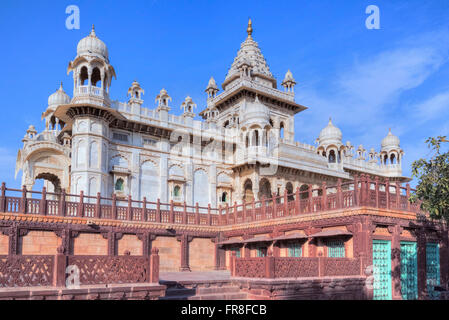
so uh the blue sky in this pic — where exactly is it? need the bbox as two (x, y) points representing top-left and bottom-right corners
(0, 0), (448, 189)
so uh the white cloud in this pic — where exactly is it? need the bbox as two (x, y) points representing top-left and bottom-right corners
(293, 28), (449, 184)
(338, 47), (446, 108)
(413, 90), (449, 123)
(295, 28), (449, 141)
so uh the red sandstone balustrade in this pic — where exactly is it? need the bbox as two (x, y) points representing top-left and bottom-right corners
(0, 176), (423, 226)
(232, 255), (363, 279)
(0, 248), (161, 288)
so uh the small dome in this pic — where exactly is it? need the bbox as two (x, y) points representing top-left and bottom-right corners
(206, 77), (218, 90)
(381, 129), (400, 149)
(241, 94), (269, 127)
(283, 70), (295, 83)
(48, 83), (70, 107)
(76, 25), (108, 61)
(319, 118), (342, 143)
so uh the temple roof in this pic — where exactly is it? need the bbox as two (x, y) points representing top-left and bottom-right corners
(223, 19), (275, 88)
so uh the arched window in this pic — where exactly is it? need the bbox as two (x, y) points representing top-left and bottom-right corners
(80, 66), (88, 85)
(173, 185), (181, 197)
(280, 122), (285, 139)
(254, 130), (259, 146)
(390, 153), (396, 164)
(91, 67), (101, 87)
(115, 178), (124, 191)
(300, 184), (309, 200)
(221, 192), (227, 202)
(328, 150), (336, 163)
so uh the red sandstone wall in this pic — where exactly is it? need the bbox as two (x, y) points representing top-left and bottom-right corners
(189, 238), (215, 271)
(118, 234), (142, 255)
(152, 236), (180, 272)
(0, 234), (8, 255)
(73, 233), (108, 255)
(21, 231), (61, 255)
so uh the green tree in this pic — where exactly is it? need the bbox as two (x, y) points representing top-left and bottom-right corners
(410, 136), (449, 221)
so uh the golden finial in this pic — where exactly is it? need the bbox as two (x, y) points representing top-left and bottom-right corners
(247, 18), (253, 38)
(90, 24), (96, 37)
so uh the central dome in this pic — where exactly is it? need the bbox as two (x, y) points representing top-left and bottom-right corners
(76, 25), (109, 61)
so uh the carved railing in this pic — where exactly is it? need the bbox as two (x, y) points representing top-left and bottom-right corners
(322, 257), (361, 277)
(274, 257), (319, 278)
(0, 174), (422, 227)
(68, 255), (150, 285)
(0, 255), (54, 287)
(232, 254), (362, 279)
(233, 257), (267, 278)
(0, 248), (160, 288)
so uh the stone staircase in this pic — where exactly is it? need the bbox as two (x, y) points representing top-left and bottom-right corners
(160, 280), (247, 300)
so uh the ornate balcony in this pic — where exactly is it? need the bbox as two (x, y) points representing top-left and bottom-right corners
(72, 85), (110, 107)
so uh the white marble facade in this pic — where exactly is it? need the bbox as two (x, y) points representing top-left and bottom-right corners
(15, 22), (407, 209)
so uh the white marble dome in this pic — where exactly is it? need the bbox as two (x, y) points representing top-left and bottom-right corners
(319, 118), (342, 144)
(241, 94), (270, 127)
(283, 70), (295, 82)
(381, 129), (400, 150)
(48, 83), (70, 107)
(76, 25), (108, 61)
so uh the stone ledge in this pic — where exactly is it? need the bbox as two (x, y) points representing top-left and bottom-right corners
(0, 283), (167, 300)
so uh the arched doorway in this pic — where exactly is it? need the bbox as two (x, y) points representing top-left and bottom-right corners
(285, 182), (294, 201)
(299, 184), (309, 200)
(34, 172), (62, 195)
(258, 178), (271, 200)
(243, 179), (254, 202)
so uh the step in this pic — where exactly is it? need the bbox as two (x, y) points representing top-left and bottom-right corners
(189, 293), (248, 300)
(164, 288), (197, 297)
(196, 286), (240, 295)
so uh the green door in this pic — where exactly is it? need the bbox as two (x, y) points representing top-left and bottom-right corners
(400, 241), (418, 300)
(426, 242), (440, 300)
(372, 240), (392, 300)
